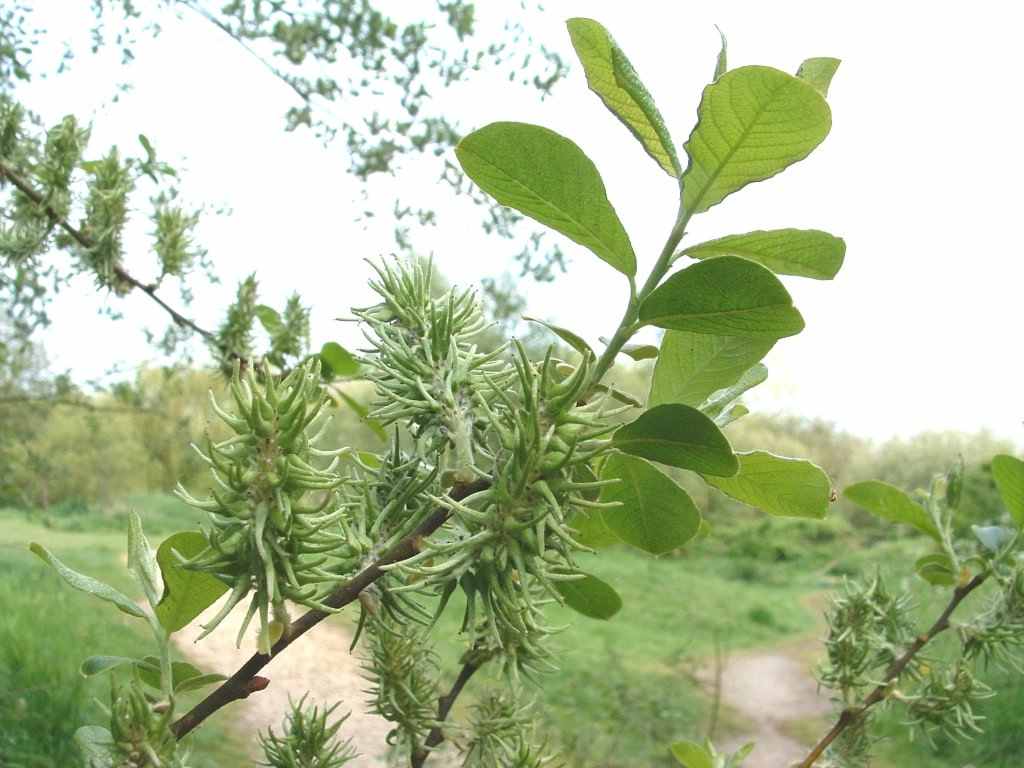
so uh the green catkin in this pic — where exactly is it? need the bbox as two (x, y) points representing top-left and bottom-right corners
(176, 358), (351, 650)
(258, 694), (357, 768)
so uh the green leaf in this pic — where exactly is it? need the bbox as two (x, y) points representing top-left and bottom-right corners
(154, 532), (229, 633)
(524, 316), (594, 358)
(80, 656), (140, 677)
(136, 657), (211, 692)
(175, 672), (228, 694)
(320, 342), (359, 378)
(670, 740), (714, 768)
(569, 509), (621, 549)
(796, 57), (841, 97)
(334, 389), (388, 442)
(599, 453), (702, 554)
(700, 363), (768, 419)
(456, 122), (636, 276)
(682, 65), (832, 215)
(712, 27), (728, 82)
(127, 511), (163, 608)
(682, 229), (845, 280)
(75, 725), (117, 768)
(843, 481), (941, 541)
(619, 343), (659, 361)
(992, 454), (1024, 526)
(714, 403), (749, 428)
(639, 257), (804, 338)
(255, 304), (284, 336)
(649, 331), (774, 408)
(704, 451), (831, 519)
(566, 18), (681, 177)
(555, 573), (622, 620)
(29, 543), (146, 618)
(613, 403), (738, 477)
(914, 553), (956, 586)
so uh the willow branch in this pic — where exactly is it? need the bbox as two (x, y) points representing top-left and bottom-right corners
(0, 159), (218, 344)
(797, 572), (988, 768)
(410, 661), (482, 768)
(169, 478), (490, 740)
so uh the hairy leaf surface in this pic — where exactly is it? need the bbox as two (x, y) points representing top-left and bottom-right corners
(649, 331), (774, 408)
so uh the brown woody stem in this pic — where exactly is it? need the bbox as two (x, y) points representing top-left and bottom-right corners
(410, 661), (483, 768)
(797, 572), (987, 768)
(169, 479), (489, 740)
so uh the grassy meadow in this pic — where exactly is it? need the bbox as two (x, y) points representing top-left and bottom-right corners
(6, 490), (1023, 767)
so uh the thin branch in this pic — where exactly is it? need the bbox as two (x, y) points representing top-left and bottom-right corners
(169, 478), (490, 741)
(797, 573), (988, 768)
(0, 159), (218, 344)
(410, 661), (482, 768)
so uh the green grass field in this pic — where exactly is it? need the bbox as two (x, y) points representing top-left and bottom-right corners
(4, 494), (1023, 767)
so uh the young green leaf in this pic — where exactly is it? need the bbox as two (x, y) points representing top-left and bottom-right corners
(712, 27), (728, 82)
(914, 553), (956, 586)
(843, 481), (941, 541)
(613, 403), (738, 476)
(714, 403), (749, 428)
(320, 341), (359, 378)
(991, 454), (1024, 526)
(699, 363), (768, 419)
(174, 671), (229, 694)
(127, 510), (163, 609)
(555, 573), (623, 620)
(703, 451), (831, 519)
(796, 57), (842, 97)
(154, 531), (229, 633)
(670, 740), (714, 768)
(255, 304), (285, 336)
(80, 656), (140, 678)
(619, 342), (659, 361)
(599, 453), (702, 554)
(649, 331), (774, 408)
(136, 657), (207, 691)
(566, 18), (681, 177)
(569, 509), (621, 549)
(524, 316), (594, 358)
(639, 257), (804, 338)
(29, 543), (146, 618)
(681, 229), (845, 280)
(682, 65), (832, 214)
(456, 122), (636, 276)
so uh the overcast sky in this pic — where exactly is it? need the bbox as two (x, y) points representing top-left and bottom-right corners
(22, 1), (1024, 446)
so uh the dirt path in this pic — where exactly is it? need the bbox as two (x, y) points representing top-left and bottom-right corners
(699, 637), (832, 768)
(175, 597), (394, 766)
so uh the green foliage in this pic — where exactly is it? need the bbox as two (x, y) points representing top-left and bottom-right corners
(566, 18), (681, 176)
(992, 454), (1024, 525)
(456, 122), (636, 276)
(681, 229), (846, 280)
(681, 65), (832, 214)
(639, 257), (804, 337)
(704, 451), (832, 520)
(154, 531), (229, 634)
(844, 480), (942, 540)
(613, 404), (738, 476)
(554, 573), (623, 620)
(598, 453), (701, 554)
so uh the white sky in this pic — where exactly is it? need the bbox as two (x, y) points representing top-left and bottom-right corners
(21, 1), (1024, 445)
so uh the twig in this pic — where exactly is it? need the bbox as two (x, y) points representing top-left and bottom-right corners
(410, 661), (482, 768)
(797, 573), (988, 768)
(0, 159), (218, 345)
(169, 478), (490, 740)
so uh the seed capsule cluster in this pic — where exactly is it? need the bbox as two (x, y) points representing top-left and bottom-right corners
(176, 359), (349, 651)
(354, 258), (504, 483)
(108, 676), (187, 768)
